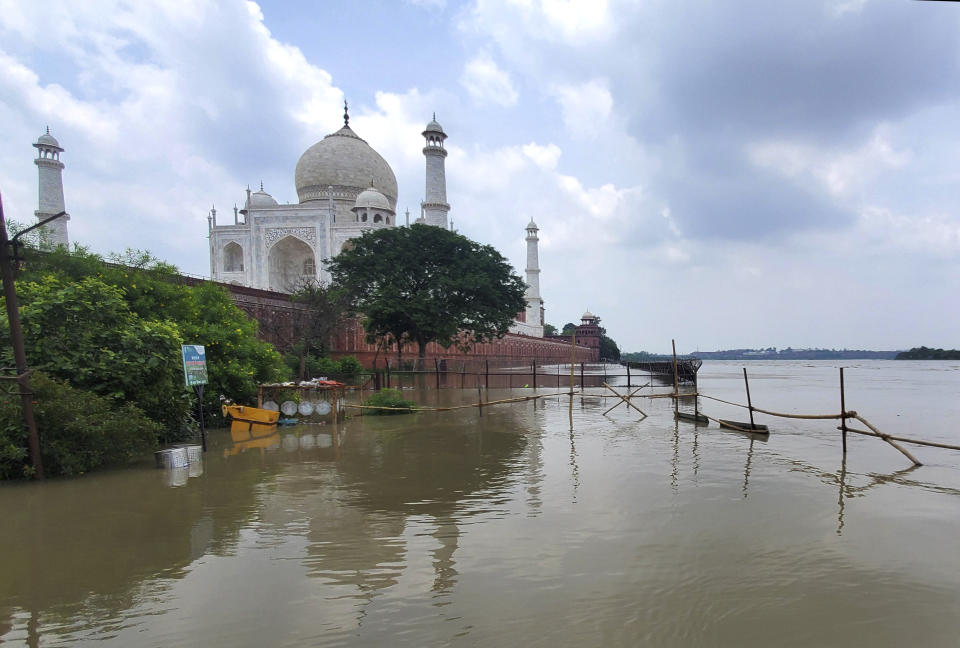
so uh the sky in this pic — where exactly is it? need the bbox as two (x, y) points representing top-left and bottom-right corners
(0, 0), (958, 354)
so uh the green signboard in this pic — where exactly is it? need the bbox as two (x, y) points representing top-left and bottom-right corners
(181, 344), (208, 387)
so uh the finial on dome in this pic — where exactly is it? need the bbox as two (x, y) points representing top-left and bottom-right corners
(46, 125), (50, 135)
(344, 100), (349, 126)
(260, 180), (264, 191)
(433, 112), (436, 121)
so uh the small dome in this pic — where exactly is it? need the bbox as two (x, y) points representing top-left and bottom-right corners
(354, 186), (392, 212)
(423, 114), (445, 136)
(526, 218), (538, 230)
(582, 310), (596, 320)
(35, 128), (61, 149)
(247, 188), (278, 208)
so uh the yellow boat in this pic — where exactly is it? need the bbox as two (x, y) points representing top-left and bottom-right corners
(222, 403), (279, 437)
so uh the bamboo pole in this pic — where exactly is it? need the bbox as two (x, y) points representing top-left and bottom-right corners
(851, 414), (922, 466)
(626, 363), (631, 388)
(840, 367), (847, 455)
(671, 340), (679, 417)
(743, 367), (756, 428)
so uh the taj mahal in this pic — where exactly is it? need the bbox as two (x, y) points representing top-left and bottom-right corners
(27, 108), (589, 355)
(205, 104), (546, 338)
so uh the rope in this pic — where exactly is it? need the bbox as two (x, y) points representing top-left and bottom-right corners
(698, 393), (842, 420)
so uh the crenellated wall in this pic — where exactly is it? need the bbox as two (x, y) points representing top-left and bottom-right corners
(194, 279), (597, 365)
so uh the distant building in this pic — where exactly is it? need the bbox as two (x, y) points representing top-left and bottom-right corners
(33, 127), (70, 247)
(545, 311), (603, 361)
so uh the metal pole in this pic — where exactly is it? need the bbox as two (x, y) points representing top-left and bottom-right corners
(627, 363), (631, 388)
(0, 193), (44, 478)
(743, 367), (756, 428)
(195, 384), (207, 452)
(840, 367), (847, 455)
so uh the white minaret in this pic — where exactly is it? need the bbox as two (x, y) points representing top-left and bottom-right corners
(524, 218), (544, 334)
(33, 127), (70, 247)
(421, 114), (450, 228)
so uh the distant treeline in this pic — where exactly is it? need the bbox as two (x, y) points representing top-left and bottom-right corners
(622, 348), (900, 362)
(895, 347), (960, 360)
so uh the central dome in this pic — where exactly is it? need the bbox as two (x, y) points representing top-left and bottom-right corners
(294, 125), (398, 207)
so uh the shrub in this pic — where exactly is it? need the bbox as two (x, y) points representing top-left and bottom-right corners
(0, 373), (160, 479)
(2, 275), (192, 443)
(363, 388), (416, 415)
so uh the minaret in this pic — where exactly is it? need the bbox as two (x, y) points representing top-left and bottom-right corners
(33, 127), (70, 247)
(524, 219), (544, 334)
(421, 114), (450, 228)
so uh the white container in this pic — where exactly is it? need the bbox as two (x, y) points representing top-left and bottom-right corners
(154, 449), (174, 468)
(298, 401), (315, 416)
(164, 466), (189, 487)
(154, 448), (189, 469)
(188, 461), (204, 478)
(175, 444), (203, 464)
(281, 400), (298, 416)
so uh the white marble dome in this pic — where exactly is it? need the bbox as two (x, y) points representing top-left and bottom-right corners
(295, 124), (398, 207)
(247, 187), (278, 208)
(354, 186), (392, 212)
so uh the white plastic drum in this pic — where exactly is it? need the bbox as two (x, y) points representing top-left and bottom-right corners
(281, 434), (299, 452)
(315, 400), (332, 416)
(262, 400), (279, 411)
(280, 400), (298, 416)
(298, 401), (315, 416)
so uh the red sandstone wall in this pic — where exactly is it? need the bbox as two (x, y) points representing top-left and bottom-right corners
(207, 279), (596, 366)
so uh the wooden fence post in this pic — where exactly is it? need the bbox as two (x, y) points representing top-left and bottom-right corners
(672, 340), (679, 417)
(743, 367), (755, 428)
(840, 367), (847, 455)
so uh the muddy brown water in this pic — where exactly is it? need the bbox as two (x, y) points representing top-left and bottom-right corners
(1, 360), (959, 646)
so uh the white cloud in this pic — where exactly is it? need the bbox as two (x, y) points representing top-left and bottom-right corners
(460, 53), (519, 107)
(748, 125), (911, 198)
(522, 142), (561, 170)
(462, 0), (613, 46)
(551, 78), (613, 140)
(0, 0), (350, 267)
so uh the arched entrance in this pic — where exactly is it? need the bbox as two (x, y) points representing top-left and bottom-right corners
(268, 236), (315, 292)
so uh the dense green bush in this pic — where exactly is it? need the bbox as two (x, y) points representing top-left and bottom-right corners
(5, 275), (192, 441)
(15, 246), (288, 419)
(0, 373), (160, 479)
(363, 388), (416, 415)
(283, 352), (364, 383)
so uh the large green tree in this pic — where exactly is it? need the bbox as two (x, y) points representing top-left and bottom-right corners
(328, 224), (527, 360)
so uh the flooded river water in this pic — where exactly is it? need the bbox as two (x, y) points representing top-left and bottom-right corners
(2, 360), (959, 646)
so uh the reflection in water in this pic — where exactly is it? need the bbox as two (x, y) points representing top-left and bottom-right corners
(431, 517), (460, 595)
(837, 458), (847, 536)
(2, 369), (960, 647)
